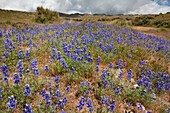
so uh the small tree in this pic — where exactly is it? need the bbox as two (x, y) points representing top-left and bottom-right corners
(35, 6), (59, 23)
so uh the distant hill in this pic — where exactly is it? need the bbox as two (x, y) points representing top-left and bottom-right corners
(0, 8), (170, 28)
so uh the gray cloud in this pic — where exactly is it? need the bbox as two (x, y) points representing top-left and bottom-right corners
(0, 0), (170, 14)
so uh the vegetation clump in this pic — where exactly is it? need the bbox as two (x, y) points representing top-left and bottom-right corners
(35, 6), (59, 23)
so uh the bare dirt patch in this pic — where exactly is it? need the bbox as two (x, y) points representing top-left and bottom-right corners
(132, 26), (170, 41)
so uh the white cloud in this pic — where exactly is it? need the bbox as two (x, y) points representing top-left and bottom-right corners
(0, 0), (169, 14)
(128, 2), (170, 14)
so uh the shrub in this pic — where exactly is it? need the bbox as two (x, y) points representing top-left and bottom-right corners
(6, 20), (11, 25)
(35, 6), (59, 23)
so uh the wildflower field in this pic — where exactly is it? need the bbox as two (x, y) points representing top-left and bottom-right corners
(0, 22), (170, 113)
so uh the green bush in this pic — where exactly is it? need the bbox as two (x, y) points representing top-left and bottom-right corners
(6, 20), (11, 25)
(132, 16), (151, 26)
(35, 6), (59, 23)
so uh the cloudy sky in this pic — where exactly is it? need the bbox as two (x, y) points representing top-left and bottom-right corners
(0, 0), (170, 14)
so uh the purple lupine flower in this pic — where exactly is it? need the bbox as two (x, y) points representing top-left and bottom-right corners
(54, 76), (60, 83)
(142, 90), (147, 95)
(4, 77), (9, 82)
(83, 45), (87, 53)
(123, 62), (127, 67)
(24, 104), (33, 113)
(76, 47), (81, 55)
(7, 95), (17, 110)
(128, 54), (132, 58)
(115, 87), (120, 95)
(107, 97), (112, 105)
(137, 103), (143, 110)
(0, 86), (3, 100)
(113, 49), (117, 54)
(109, 62), (113, 68)
(140, 60), (147, 66)
(101, 72), (107, 81)
(18, 50), (23, 59)
(88, 57), (93, 63)
(65, 51), (71, 57)
(66, 86), (70, 93)
(41, 88), (46, 98)
(117, 59), (123, 68)
(29, 40), (33, 50)
(0, 30), (2, 37)
(165, 82), (170, 91)
(127, 102), (133, 106)
(127, 69), (133, 81)
(46, 83), (51, 87)
(81, 81), (87, 86)
(60, 58), (68, 69)
(138, 79), (143, 86)
(60, 109), (67, 113)
(87, 82), (91, 87)
(161, 73), (169, 80)
(25, 50), (30, 60)
(44, 93), (51, 101)
(30, 59), (38, 69)
(57, 100), (65, 109)
(17, 60), (24, 75)
(63, 44), (68, 53)
(86, 90), (90, 95)
(56, 90), (62, 98)
(120, 86), (124, 90)
(49, 87), (53, 95)
(95, 65), (99, 72)
(1, 65), (9, 82)
(40, 35), (44, 43)
(33, 68), (40, 76)
(156, 81), (165, 90)
(108, 100), (116, 112)
(101, 96), (107, 105)
(147, 70), (156, 80)
(46, 100), (52, 106)
(103, 80), (108, 88)
(71, 67), (75, 73)
(13, 73), (20, 84)
(89, 108), (94, 112)
(76, 96), (86, 110)
(52, 48), (57, 59)
(63, 96), (68, 104)
(87, 98), (94, 112)
(1, 64), (9, 77)
(17, 35), (22, 46)
(26, 69), (30, 73)
(44, 65), (50, 71)
(146, 110), (152, 113)
(148, 86), (153, 93)
(71, 53), (78, 60)
(110, 82), (114, 89)
(4, 42), (8, 50)
(4, 51), (9, 58)
(118, 71), (124, 79)
(86, 98), (93, 108)
(138, 76), (150, 88)
(57, 51), (62, 60)
(97, 56), (101, 65)
(24, 84), (31, 96)
(145, 81), (151, 88)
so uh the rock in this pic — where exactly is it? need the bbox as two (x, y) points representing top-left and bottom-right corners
(151, 93), (157, 100)
(137, 103), (145, 111)
(133, 84), (139, 89)
(124, 109), (136, 113)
